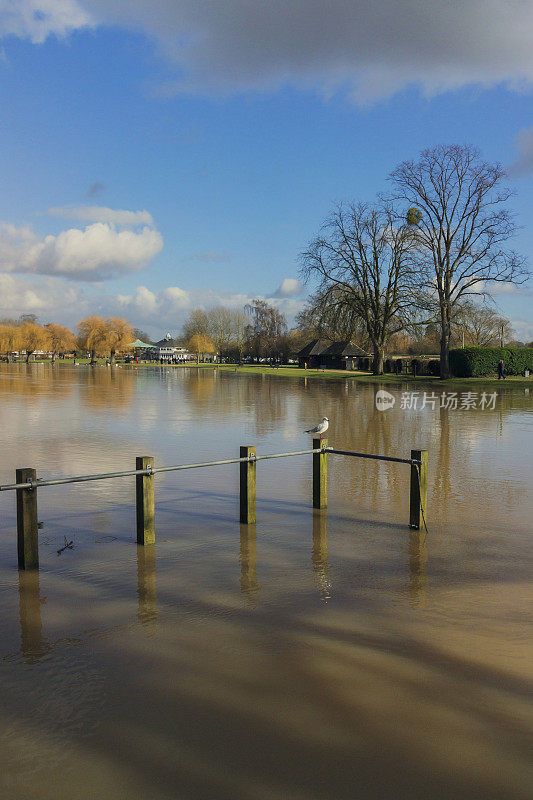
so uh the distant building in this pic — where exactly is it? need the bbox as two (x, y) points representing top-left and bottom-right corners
(150, 333), (191, 362)
(296, 339), (367, 370)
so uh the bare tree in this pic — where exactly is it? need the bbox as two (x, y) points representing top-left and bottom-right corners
(244, 299), (287, 361)
(300, 202), (419, 374)
(207, 306), (236, 355)
(388, 144), (529, 377)
(182, 309), (210, 342)
(453, 302), (513, 347)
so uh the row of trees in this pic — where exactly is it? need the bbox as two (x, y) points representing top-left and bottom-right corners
(0, 315), (133, 365)
(181, 300), (291, 361)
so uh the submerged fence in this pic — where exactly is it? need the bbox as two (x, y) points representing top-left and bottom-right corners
(0, 439), (428, 571)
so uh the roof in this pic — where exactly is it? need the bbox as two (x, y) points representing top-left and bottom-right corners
(153, 338), (182, 348)
(296, 339), (367, 358)
(130, 339), (153, 348)
(296, 339), (331, 358)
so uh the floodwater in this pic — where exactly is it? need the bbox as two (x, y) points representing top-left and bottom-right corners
(0, 364), (531, 800)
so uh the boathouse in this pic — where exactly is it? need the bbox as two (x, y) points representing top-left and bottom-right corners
(296, 339), (368, 370)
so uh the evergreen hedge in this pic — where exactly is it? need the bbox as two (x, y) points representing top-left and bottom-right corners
(450, 347), (533, 377)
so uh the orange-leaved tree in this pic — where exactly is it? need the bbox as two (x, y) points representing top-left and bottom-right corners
(77, 316), (109, 365)
(0, 324), (23, 362)
(188, 333), (216, 363)
(20, 322), (49, 363)
(46, 324), (76, 362)
(105, 317), (134, 365)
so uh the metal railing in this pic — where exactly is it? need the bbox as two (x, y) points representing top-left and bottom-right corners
(0, 448), (324, 493)
(4, 439), (428, 571)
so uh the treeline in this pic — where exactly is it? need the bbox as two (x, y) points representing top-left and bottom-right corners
(180, 299), (299, 362)
(0, 314), (133, 364)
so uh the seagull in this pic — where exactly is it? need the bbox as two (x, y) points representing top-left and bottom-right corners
(305, 417), (329, 439)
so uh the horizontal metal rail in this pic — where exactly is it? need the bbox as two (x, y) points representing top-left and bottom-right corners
(326, 448), (421, 466)
(0, 448), (325, 492)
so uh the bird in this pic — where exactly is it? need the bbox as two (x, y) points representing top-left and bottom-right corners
(305, 417), (329, 439)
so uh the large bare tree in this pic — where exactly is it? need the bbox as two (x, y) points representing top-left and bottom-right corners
(388, 144), (528, 377)
(300, 202), (419, 374)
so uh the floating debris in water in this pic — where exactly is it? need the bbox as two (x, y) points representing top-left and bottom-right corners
(37, 521), (44, 529)
(95, 535), (118, 543)
(57, 536), (74, 555)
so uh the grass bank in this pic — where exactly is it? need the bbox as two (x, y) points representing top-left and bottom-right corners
(132, 362), (532, 386)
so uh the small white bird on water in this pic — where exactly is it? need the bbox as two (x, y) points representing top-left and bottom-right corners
(305, 417), (329, 439)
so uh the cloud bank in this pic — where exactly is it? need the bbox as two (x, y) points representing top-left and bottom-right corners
(0, 273), (306, 333)
(2, 1), (533, 102)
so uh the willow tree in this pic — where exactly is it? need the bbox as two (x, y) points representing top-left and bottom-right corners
(0, 324), (22, 362)
(388, 144), (528, 378)
(300, 202), (419, 374)
(77, 316), (109, 365)
(106, 317), (134, 364)
(20, 322), (48, 363)
(46, 324), (76, 362)
(296, 285), (368, 345)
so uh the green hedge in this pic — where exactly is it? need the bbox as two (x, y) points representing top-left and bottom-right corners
(450, 347), (533, 377)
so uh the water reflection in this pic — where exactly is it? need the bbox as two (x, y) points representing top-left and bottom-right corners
(239, 524), (259, 605)
(407, 529), (428, 607)
(312, 510), (331, 601)
(18, 570), (49, 662)
(82, 367), (135, 411)
(136, 545), (157, 625)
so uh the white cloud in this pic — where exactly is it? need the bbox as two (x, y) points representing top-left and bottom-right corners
(0, 218), (162, 281)
(48, 205), (154, 226)
(0, 0), (92, 44)
(272, 278), (303, 298)
(117, 285), (190, 319)
(3, 2), (533, 103)
(509, 126), (533, 177)
(471, 279), (531, 297)
(510, 319), (533, 342)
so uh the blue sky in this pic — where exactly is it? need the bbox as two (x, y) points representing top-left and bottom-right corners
(0, 2), (532, 339)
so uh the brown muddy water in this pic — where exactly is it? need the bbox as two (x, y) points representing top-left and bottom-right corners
(0, 364), (531, 800)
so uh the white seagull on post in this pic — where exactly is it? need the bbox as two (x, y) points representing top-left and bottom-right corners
(305, 417), (329, 439)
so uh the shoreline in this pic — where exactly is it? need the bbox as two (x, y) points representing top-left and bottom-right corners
(6, 359), (532, 386)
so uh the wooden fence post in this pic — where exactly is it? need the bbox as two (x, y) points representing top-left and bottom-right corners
(16, 468), (39, 570)
(240, 446), (256, 524)
(410, 449), (428, 530)
(313, 438), (328, 509)
(136, 456), (155, 545)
